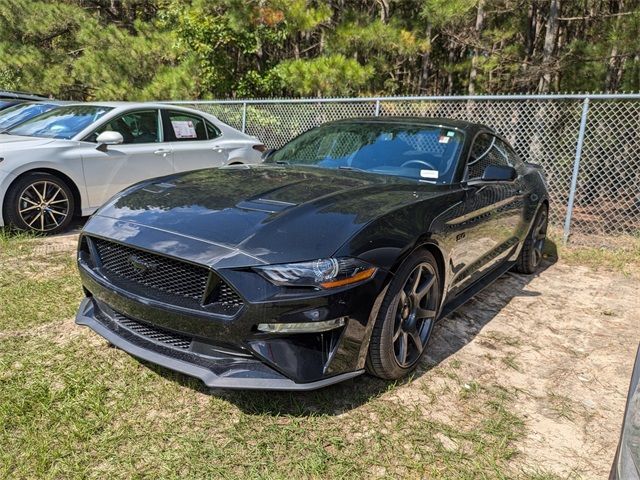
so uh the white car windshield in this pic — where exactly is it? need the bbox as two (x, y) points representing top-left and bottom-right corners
(7, 105), (113, 139)
(0, 102), (59, 131)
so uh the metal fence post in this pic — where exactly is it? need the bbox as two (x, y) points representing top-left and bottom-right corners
(241, 102), (247, 133)
(375, 99), (381, 116)
(563, 97), (590, 244)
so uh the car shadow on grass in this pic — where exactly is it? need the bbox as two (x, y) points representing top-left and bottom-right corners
(143, 243), (558, 416)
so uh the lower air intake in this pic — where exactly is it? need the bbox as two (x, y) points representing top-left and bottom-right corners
(114, 312), (192, 350)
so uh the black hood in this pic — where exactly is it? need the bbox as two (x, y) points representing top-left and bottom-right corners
(93, 165), (445, 264)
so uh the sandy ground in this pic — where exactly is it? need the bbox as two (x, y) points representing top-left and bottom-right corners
(27, 231), (640, 478)
(423, 260), (640, 478)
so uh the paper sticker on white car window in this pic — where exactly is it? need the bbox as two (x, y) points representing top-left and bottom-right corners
(420, 169), (439, 179)
(172, 120), (197, 139)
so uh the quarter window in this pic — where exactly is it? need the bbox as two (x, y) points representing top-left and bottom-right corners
(206, 120), (221, 139)
(90, 110), (160, 144)
(499, 139), (524, 168)
(468, 133), (511, 179)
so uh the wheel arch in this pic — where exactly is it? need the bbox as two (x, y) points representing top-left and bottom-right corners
(391, 239), (447, 303)
(5, 168), (82, 218)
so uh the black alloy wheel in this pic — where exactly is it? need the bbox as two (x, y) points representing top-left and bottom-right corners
(392, 263), (438, 368)
(367, 250), (441, 380)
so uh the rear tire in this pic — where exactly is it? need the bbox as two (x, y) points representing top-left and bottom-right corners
(3, 172), (75, 235)
(514, 204), (548, 274)
(366, 250), (441, 380)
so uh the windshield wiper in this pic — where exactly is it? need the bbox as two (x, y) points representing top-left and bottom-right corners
(275, 160), (289, 165)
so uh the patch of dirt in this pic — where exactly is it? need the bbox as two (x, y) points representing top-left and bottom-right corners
(31, 231), (80, 254)
(413, 261), (640, 478)
(0, 318), (81, 344)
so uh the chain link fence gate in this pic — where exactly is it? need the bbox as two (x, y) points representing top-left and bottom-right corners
(170, 94), (640, 243)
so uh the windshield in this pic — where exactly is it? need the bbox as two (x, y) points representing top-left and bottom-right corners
(0, 102), (59, 131)
(7, 105), (113, 139)
(269, 122), (465, 183)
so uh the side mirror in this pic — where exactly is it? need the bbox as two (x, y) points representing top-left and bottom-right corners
(480, 165), (517, 183)
(96, 131), (124, 150)
(262, 148), (276, 160)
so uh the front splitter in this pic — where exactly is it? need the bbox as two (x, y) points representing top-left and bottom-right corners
(75, 297), (364, 391)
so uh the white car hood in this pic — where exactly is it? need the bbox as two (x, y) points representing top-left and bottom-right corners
(0, 134), (58, 151)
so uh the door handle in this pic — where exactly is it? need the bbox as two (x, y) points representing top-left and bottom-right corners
(154, 148), (171, 156)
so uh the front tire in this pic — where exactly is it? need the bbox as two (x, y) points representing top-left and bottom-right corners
(367, 250), (441, 380)
(3, 173), (75, 235)
(514, 204), (548, 274)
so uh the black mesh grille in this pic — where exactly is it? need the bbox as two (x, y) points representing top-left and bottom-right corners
(216, 282), (244, 310)
(113, 311), (192, 350)
(92, 238), (209, 301)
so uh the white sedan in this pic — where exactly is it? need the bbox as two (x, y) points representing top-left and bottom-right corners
(0, 102), (265, 233)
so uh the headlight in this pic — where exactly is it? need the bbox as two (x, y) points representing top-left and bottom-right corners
(255, 258), (377, 289)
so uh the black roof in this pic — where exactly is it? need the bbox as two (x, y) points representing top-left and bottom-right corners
(0, 90), (51, 101)
(328, 116), (492, 134)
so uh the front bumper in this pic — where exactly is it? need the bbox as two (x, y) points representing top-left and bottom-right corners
(75, 228), (387, 390)
(0, 169), (17, 227)
(76, 297), (364, 390)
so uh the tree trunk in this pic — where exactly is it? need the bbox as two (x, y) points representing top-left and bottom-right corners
(377, 0), (389, 23)
(468, 0), (485, 95)
(419, 24), (432, 93)
(538, 0), (560, 92)
(605, 1), (623, 91)
(447, 40), (455, 94)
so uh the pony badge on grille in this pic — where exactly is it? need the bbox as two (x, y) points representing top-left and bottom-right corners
(128, 255), (158, 275)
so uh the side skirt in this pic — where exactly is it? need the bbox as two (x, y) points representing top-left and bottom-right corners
(439, 259), (516, 319)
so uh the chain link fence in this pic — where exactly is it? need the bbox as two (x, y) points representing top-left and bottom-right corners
(171, 94), (640, 242)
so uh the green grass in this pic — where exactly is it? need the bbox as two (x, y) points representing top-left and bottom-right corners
(0, 233), (83, 331)
(546, 392), (576, 421)
(546, 231), (640, 276)
(0, 233), (560, 479)
(0, 335), (530, 479)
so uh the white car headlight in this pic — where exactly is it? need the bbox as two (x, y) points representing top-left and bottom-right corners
(255, 258), (377, 289)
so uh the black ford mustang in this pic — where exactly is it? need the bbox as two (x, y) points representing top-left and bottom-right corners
(76, 118), (549, 390)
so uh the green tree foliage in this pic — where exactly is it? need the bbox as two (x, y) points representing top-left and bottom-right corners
(275, 54), (373, 97)
(0, 0), (638, 100)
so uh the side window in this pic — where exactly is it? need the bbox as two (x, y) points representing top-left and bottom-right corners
(167, 111), (208, 141)
(90, 110), (159, 144)
(467, 133), (509, 179)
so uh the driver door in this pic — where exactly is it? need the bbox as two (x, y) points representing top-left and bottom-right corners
(81, 109), (174, 208)
(449, 133), (525, 294)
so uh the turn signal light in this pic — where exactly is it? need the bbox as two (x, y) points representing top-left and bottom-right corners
(319, 267), (377, 289)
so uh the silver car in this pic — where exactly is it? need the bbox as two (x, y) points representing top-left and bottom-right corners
(0, 102), (265, 234)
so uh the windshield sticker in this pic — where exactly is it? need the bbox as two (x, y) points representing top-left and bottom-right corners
(171, 120), (197, 139)
(446, 131), (456, 137)
(420, 169), (439, 179)
(438, 135), (450, 144)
